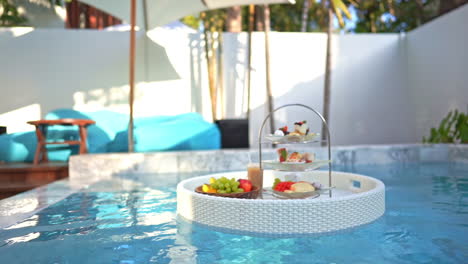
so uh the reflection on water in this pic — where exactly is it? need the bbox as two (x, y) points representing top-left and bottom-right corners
(0, 162), (467, 263)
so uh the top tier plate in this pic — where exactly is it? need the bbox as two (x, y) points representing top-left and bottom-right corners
(264, 133), (320, 144)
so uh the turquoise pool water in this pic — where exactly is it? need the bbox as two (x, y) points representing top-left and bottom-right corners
(1, 162), (467, 263)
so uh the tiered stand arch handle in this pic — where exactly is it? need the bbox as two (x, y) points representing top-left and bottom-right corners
(258, 104), (333, 197)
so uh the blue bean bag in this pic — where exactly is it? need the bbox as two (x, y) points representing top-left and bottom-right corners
(107, 112), (221, 152)
(45, 109), (128, 153)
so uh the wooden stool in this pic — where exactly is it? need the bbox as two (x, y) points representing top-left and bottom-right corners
(27, 119), (96, 165)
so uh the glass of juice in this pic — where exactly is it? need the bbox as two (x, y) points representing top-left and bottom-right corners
(247, 163), (263, 198)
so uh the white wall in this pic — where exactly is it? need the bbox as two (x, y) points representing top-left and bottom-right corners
(222, 32), (410, 145)
(407, 4), (468, 142)
(0, 27), (201, 133)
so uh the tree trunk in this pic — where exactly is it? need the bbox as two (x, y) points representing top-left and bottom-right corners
(246, 4), (255, 119)
(414, 0), (424, 25)
(201, 13), (219, 122)
(264, 4), (275, 134)
(128, 0), (136, 152)
(255, 5), (265, 31)
(301, 0), (310, 32)
(217, 30), (225, 119)
(226, 6), (242, 32)
(439, 0), (455, 15)
(321, 8), (333, 146)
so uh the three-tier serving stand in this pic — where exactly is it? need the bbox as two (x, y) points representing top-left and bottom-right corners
(258, 103), (333, 198)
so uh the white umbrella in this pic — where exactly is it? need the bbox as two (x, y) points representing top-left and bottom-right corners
(79, 0), (295, 151)
(80, 0), (294, 30)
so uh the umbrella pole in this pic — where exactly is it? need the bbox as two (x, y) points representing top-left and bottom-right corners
(263, 5), (275, 134)
(128, 0), (136, 152)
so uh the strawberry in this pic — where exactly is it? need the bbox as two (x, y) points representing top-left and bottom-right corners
(238, 179), (252, 192)
(277, 148), (288, 162)
(273, 181), (295, 192)
(279, 126), (289, 135)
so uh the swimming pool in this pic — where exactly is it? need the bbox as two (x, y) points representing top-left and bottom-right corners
(0, 145), (467, 263)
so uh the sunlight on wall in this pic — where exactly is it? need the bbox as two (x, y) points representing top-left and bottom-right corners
(222, 32), (330, 122)
(10, 27), (34, 37)
(0, 104), (41, 133)
(54, 6), (67, 21)
(73, 80), (191, 117)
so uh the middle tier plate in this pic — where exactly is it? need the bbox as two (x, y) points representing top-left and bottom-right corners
(264, 133), (320, 144)
(263, 160), (331, 171)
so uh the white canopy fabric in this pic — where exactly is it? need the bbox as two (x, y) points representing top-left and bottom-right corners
(80, 0), (294, 30)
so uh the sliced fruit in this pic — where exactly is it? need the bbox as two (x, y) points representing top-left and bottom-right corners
(202, 184), (217, 193)
(290, 182), (315, 192)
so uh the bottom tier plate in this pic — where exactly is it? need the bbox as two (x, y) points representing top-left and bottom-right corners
(177, 170), (385, 236)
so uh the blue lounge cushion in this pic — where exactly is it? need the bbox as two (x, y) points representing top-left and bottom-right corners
(0, 109), (221, 162)
(0, 131), (76, 162)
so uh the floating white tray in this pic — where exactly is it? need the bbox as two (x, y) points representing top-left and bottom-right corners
(177, 170), (385, 236)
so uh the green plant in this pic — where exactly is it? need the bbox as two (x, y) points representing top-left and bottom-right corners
(0, 0), (27, 26)
(423, 110), (468, 144)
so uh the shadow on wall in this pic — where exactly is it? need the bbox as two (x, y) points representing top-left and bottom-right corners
(223, 32), (252, 117)
(189, 35), (204, 114)
(0, 28), (180, 117)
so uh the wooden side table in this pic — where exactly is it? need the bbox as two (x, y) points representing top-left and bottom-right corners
(27, 119), (96, 165)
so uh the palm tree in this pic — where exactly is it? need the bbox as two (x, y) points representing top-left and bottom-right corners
(321, 0), (351, 146)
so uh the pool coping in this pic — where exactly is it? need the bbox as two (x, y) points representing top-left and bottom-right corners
(69, 144), (468, 181)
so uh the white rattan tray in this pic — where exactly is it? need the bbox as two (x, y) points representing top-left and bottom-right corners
(177, 170), (385, 236)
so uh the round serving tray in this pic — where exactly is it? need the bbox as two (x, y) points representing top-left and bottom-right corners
(177, 170), (385, 236)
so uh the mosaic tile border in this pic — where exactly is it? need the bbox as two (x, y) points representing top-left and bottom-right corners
(70, 144), (468, 179)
